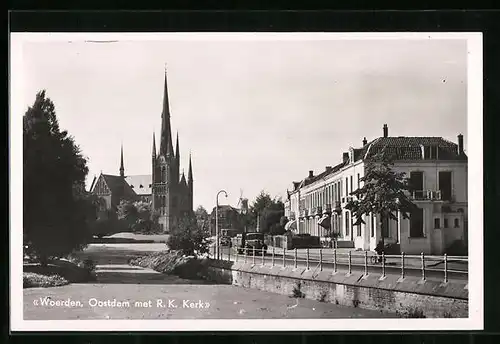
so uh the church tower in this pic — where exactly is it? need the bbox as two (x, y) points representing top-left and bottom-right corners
(151, 68), (194, 232)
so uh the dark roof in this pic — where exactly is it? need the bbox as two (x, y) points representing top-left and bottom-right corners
(101, 174), (136, 199)
(299, 160), (348, 189)
(291, 136), (466, 191)
(356, 137), (467, 162)
(124, 174), (152, 195)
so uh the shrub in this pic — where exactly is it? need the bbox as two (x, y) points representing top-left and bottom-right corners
(23, 272), (69, 288)
(167, 213), (209, 256)
(445, 240), (468, 256)
(403, 307), (426, 318)
(292, 282), (305, 298)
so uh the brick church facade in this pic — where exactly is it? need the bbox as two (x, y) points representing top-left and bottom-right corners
(90, 70), (194, 232)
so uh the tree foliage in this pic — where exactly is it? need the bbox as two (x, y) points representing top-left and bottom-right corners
(23, 90), (92, 261)
(345, 150), (418, 248)
(116, 199), (158, 233)
(249, 191), (285, 234)
(194, 205), (210, 232)
(167, 213), (210, 256)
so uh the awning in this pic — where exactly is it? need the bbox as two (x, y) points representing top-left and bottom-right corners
(284, 220), (297, 231)
(317, 214), (331, 229)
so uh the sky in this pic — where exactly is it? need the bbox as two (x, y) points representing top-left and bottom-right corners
(13, 34), (468, 211)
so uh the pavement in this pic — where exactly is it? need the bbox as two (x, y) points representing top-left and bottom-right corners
(216, 246), (468, 282)
(23, 241), (397, 320)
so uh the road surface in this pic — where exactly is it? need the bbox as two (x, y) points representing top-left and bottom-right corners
(216, 246), (468, 283)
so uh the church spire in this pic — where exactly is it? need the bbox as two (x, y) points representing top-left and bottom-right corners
(175, 131), (180, 160)
(120, 143), (125, 177)
(159, 67), (174, 157)
(152, 132), (156, 158)
(188, 152), (193, 183)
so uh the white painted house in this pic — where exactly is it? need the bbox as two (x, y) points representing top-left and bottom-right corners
(284, 124), (468, 255)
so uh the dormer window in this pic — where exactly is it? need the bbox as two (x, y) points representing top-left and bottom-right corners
(424, 146), (438, 160)
(139, 184), (143, 188)
(130, 185), (134, 188)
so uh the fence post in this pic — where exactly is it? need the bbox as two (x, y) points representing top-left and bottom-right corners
(364, 250), (368, 276)
(228, 245), (231, 261)
(401, 252), (405, 279)
(421, 252), (425, 281)
(333, 249), (337, 273)
(294, 248), (297, 268)
(381, 252), (386, 278)
(444, 253), (448, 283)
(319, 249), (323, 271)
(244, 247), (248, 263)
(283, 247), (286, 267)
(252, 247), (256, 265)
(306, 248), (310, 270)
(235, 247), (238, 262)
(348, 251), (352, 275)
(272, 246), (275, 267)
(261, 247), (265, 266)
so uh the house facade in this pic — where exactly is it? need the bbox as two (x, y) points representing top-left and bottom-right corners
(284, 124), (468, 255)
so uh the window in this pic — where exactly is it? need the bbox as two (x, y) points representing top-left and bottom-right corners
(371, 214), (375, 237)
(454, 218), (460, 228)
(425, 146), (438, 159)
(382, 216), (389, 238)
(444, 219), (449, 228)
(345, 177), (349, 196)
(356, 220), (362, 237)
(357, 173), (360, 189)
(350, 176), (353, 194)
(439, 171), (452, 201)
(434, 218), (441, 229)
(410, 208), (424, 237)
(345, 212), (350, 236)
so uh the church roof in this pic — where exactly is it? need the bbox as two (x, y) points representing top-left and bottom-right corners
(124, 174), (152, 195)
(100, 174), (136, 199)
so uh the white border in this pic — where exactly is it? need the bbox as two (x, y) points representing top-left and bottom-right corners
(10, 32), (483, 332)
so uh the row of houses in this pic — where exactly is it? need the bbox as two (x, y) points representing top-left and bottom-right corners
(284, 124), (468, 255)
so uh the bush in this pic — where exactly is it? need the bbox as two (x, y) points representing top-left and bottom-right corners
(445, 240), (468, 256)
(23, 272), (69, 288)
(129, 250), (209, 280)
(167, 213), (209, 256)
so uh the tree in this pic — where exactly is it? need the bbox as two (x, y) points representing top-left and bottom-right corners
(117, 199), (158, 233)
(167, 213), (210, 256)
(249, 191), (285, 234)
(23, 90), (91, 263)
(194, 205), (210, 232)
(345, 150), (419, 252)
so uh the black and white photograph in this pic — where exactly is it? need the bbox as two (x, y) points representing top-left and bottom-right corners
(10, 32), (483, 331)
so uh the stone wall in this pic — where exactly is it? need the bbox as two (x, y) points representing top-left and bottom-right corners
(206, 260), (468, 318)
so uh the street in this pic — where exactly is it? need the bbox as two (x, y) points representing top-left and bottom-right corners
(216, 246), (468, 283)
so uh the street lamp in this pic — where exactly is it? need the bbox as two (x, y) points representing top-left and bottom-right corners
(216, 190), (228, 260)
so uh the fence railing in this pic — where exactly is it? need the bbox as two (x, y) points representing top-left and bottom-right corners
(208, 244), (468, 284)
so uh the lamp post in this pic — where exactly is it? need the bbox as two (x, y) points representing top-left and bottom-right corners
(216, 190), (228, 260)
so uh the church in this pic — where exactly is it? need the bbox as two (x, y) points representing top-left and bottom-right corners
(90, 70), (194, 233)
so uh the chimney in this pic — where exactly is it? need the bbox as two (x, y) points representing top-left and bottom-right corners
(383, 124), (388, 138)
(458, 134), (464, 155)
(362, 137), (367, 146)
(308, 170), (314, 178)
(325, 166), (332, 172)
(342, 152), (349, 163)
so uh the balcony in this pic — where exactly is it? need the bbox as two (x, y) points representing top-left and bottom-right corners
(314, 206), (323, 216)
(410, 190), (444, 201)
